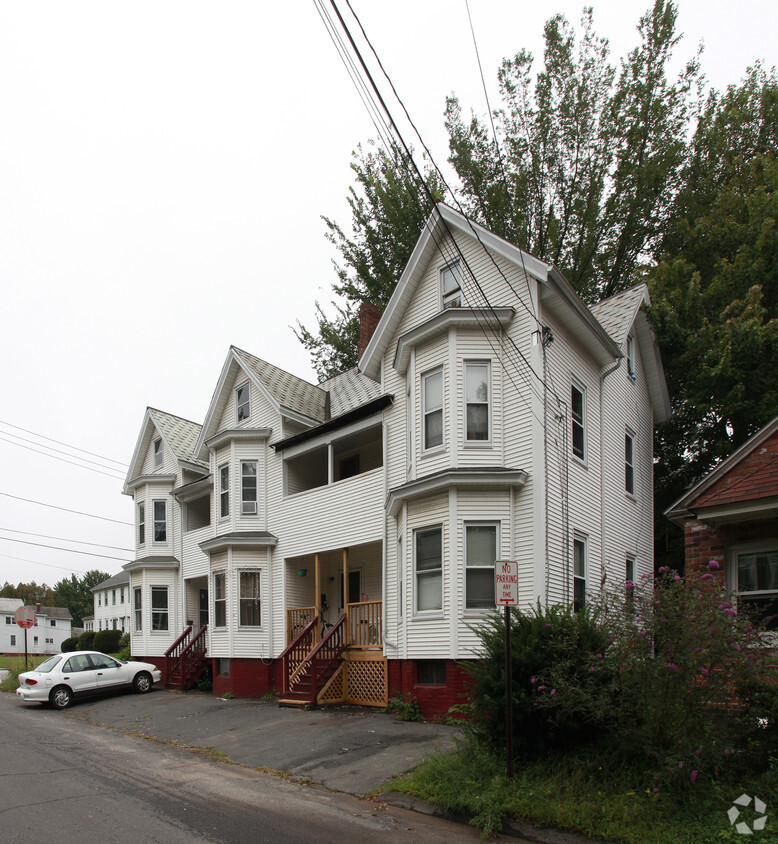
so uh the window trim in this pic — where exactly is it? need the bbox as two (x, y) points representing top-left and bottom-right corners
(219, 464), (230, 519)
(728, 540), (778, 631)
(241, 460), (258, 515)
(138, 502), (145, 545)
(238, 569), (261, 628)
(422, 368), (444, 453)
(440, 261), (463, 309)
(571, 381), (586, 462)
(152, 500), (167, 543)
(573, 533), (587, 612)
(213, 571), (227, 628)
(133, 586), (142, 632)
(236, 382), (250, 422)
(464, 522), (498, 610)
(464, 360), (491, 444)
(414, 524), (443, 614)
(625, 429), (636, 497)
(153, 437), (163, 468)
(150, 586), (169, 632)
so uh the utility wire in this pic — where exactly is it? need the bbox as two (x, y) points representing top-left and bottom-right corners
(0, 429), (128, 473)
(0, 492), (133, 526)
(0, 435), (126, 480)
(0, 536), (132, 563)
(0, 419), (128, 467)
(0, 527), (133, 553)
(0, 552), (89, 576)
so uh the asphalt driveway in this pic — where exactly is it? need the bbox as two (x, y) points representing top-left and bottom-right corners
(55, 689), (460, 796)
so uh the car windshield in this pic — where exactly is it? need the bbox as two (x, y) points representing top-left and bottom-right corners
(35, 655), (63, 673)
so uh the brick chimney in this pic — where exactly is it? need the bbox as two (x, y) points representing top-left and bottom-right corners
(357, 301), (381, 360)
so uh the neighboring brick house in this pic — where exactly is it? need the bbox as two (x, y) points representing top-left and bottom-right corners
(666, 414), (778, 629)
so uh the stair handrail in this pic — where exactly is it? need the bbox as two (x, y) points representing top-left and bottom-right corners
(179, 624), (208, 684)
(281, 615), (318, 696)
(164, 625), (193, 682)
(309, 614), (346, 702)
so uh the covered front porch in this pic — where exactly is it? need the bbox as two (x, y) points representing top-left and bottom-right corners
(281, 541), (387, 707)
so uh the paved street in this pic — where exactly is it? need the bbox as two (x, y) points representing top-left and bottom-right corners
(1, 692), (526, 843)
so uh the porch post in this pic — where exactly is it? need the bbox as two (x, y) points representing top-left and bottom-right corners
(342, 548), (349, 642)
(315, 553), (321, 643)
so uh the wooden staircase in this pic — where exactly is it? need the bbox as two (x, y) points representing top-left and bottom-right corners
(164, 624), (208, 691)
(279, 614), (346, 708)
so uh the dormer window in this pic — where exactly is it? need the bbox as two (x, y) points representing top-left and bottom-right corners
(236, 383), (250, 422)
(153, 437), (163, 468)
(441, 262), (462, 309)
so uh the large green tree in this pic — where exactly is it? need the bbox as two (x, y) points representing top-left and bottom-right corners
(53, 570), (110, 627)
(445, 0), (699, 302)
(649, 64), (778, 513)
(295, 142), (444, 380)
(0, 581), (57, 606)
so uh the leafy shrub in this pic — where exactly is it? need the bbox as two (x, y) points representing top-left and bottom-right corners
(93, 629), (122, 653)
(116, 645), (131, 661)
(196, 665), (213, 692)
(61, 637), (80, 653)
(534, 563), (778, 792)
(384, 690), (423, 721)
(463, 602), (611, 757)
(77, 630), (95, 650)
(117, 632), (130, 650)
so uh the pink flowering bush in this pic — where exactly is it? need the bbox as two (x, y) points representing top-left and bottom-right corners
(534, 561), (777, 791)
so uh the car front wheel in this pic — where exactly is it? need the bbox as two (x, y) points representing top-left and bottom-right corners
(50, 686), (73, 710)
(133, 672), (153, 694)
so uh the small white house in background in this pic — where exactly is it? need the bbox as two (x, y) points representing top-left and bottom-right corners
(122, 203), (670, 718)
(90, 571), (131, 633)
(1, 598), (72, 655)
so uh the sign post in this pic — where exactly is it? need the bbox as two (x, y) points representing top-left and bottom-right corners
(14, 606), (36, 671)
(495, 561), (519, 779)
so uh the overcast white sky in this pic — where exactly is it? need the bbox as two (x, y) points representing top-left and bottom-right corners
(0, 0), (775, 592)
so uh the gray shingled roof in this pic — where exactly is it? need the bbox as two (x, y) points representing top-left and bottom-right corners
(590, 284), (647, 346)
(149, 408), (205, 467)
(38, 606), (72, 620)
(91, 571), (130, 591)
(320, 367), (382, 418)
(0, 598), (23, 613)
(232, 346), (328, 422)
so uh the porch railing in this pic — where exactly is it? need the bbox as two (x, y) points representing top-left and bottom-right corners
(164, 624), (207, 686)
(280, 615), (318, 697)
(286, 606), (318, 645)
(347, 600), (382, 648)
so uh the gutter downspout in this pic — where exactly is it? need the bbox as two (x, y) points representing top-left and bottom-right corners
(599, 356), (623, 590)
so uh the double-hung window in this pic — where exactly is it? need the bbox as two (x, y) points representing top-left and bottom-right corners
(465, 361), (490, 442)
(153, 500), (167, 542)
(625, 429), (636, 496)
(571, 382), (586, 460)
(422, 369), (443, 451)
(241, 461), (257, 515)
(734, 547), (778, 630)
(151, 586), (168, 631)
(214, 572), (226, 627)
(573, 535), (587, 611)
(153, 437), (163, 468)
(465, 524), (497, 608)
(236, 383), (250, 422)
(415, 526), (442, 612)
(441, 262), (462, 309)
(219, 465), (230, 518)
(134, 587), (142, 631)
(239, 571), (261, 626)
(138, 502), (145, 545)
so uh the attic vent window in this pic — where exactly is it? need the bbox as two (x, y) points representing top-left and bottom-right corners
(627, 335), (637, 383)
(236, 383), (250, 422)
(441, 262), (462, 309)
(153, 437), (163, 468)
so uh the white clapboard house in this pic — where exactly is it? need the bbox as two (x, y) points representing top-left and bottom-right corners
(122, 204), (670, 717)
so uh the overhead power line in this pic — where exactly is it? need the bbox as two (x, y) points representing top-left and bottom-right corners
(0, 492), (133, 526)
(0, 419), (129, 467)
(0, 527), (133, 553)
(0, 435), (126, 480)
(0, 551), (89, 576)
(0, 536), (132, 563)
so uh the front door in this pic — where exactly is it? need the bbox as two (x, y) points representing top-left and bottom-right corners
(199, 589), (208, 629)
(339, 570), (361, 613)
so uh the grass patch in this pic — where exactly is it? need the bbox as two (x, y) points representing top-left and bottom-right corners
(388, 740), (778, 842)
(0, 655), (49, 691)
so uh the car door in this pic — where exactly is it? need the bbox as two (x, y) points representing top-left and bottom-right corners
(89, 653), (130, 689)
(61, 654), (99, 697)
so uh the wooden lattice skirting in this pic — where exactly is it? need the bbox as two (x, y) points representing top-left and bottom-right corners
(318, 650), (388, 708)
